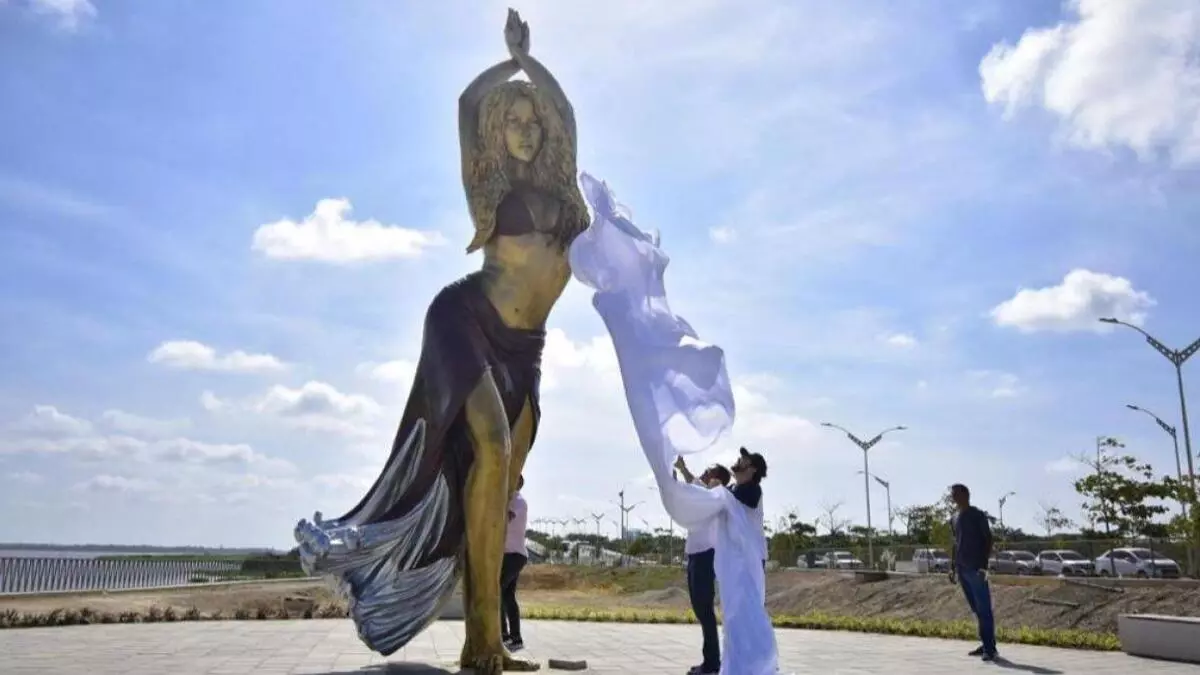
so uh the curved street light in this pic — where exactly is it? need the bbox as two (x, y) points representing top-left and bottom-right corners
(1101, 316), (1200, 576)
(821, 422), (907, 567)
(1127, 403), (1194, 575)
(1099, 318), (1197, 490)
(857, 470), (893, 535)
(998, 491), (1016, 530)
(1126, 404), (1187, 504)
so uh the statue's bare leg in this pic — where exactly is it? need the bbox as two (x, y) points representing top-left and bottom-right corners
(459, 376), (539, 673)
(507, 398), (535, 500)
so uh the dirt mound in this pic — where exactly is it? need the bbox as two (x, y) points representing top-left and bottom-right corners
(631, 587), (690, 607)
(718, 571), (1200, 633)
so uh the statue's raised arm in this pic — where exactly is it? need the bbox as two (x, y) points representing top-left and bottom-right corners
(458, 59), (519, 162)
(503, 9), (577, 146)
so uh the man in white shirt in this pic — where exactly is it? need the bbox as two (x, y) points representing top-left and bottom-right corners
(674, 458), (732, 675)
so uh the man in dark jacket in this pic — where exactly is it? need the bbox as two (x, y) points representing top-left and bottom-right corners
(949, 483), (997, 661)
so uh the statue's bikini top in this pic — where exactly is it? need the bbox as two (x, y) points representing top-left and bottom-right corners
(494, 191), (536, 237)
(495, 187), (561, 238)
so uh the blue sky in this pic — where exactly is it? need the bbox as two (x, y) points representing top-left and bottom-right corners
(2, 0), (1199, 548)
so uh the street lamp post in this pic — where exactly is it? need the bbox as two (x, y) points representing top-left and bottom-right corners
(821, 422), (907, 568)
(998, 492), (1016, 530)
(1099, 318), (1198, 498)
(857, 470), (893, 535)
(1127, 404), (1188, 517)
(613, 489), (643, 565)
(1127, 403), (1194, 575)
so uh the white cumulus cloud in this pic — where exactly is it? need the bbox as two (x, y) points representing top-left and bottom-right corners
(967, 370), (1025, 399)
(73, 474), (157, 494)
(990, 269), (1155, 333)
(255, 381), (381, 418)
(541, 328), (619, 390)
(881, 332), (918, 349)
(26, 0), (96, 31)
(99, 410), (190, 437)
(13, 404), (93, 436)
(6, 470), (44, 485)
(357, 359), (417, 385)
(709, 226), (737, 244)
(252, 198), (445, 263)
(147, 340), (287, 373)
(980, 0), (1200, 165)
(1045, 456), (1082, 474)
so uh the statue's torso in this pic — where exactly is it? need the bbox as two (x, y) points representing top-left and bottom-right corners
(482, 187), (572, 330)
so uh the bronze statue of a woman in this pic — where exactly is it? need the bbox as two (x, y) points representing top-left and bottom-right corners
(294, 9), (587, 674)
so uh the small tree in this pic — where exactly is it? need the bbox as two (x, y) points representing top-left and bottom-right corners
(819, 500), (850, 537)
(768, 510), (816, 565)
(1073, 440), (1172, 540)
(894, 506), (917, 539)
(1037, 501), (1074, 538)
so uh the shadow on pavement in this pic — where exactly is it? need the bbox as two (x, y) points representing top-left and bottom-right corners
(316, 664), (464, 674)
(991, 657), (1063, 674)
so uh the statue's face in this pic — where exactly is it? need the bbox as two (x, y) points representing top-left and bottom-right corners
(503, 96), (542, 163)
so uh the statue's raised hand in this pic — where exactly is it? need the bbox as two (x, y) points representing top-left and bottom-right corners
(504, 8), (530, 58)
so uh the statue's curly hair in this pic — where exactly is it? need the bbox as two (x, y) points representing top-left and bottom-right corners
(462, 80), (589, 253)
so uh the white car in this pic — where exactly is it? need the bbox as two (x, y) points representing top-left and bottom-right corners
(1035, 549), (1095, 577)
(825, 551), (864, 570)
(912, 548), (951, 574)
(1094, 547), (1181, 579)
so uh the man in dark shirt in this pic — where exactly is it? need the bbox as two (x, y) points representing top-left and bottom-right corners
(949, 483), (997, 661)
(730, 447), (766, 508)
(730, 447), (767, 569)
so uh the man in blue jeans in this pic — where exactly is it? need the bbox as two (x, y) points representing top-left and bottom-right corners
(674, 457), (732, 675)
(949, 483), (997, 661)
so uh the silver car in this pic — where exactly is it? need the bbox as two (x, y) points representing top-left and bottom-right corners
(989, 550), (1037, 575)
(1035, 549), (1095, 577)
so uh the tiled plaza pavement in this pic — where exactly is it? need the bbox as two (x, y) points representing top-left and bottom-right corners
(0, 619), (1192, 674)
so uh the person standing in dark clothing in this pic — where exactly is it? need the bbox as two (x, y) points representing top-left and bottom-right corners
(501, 476), (529, 652)
(730, 448), (768, 569)
(674, 458), (732, 675)
(949, 483), (997, 661)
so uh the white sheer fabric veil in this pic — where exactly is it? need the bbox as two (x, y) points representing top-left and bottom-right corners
(569, 172), (780, 675)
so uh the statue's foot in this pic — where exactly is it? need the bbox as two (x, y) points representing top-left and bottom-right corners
(461, 649), (540, 673)
(501, 653), (541, 672)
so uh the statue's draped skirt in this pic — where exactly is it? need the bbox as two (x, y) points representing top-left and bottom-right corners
(295, 270), (543, 656)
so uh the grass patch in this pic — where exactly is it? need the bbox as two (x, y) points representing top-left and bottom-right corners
(0, 602), (1119, 651)
(521, 605), (1120, 652)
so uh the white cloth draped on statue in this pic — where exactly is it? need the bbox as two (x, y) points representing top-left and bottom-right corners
(569, 172), (780, 675)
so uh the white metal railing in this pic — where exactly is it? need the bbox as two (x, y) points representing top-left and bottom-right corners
(0, 557), (243, 595)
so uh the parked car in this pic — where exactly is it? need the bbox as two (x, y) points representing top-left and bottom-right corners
(1094, 548), (1181, 578)
(797, 551), (825, 569)
(912, 548), (951, 574)
(825, 551), (864, 570)
(989, 550), (1037, 575)
(1035, 549), (1095, 577)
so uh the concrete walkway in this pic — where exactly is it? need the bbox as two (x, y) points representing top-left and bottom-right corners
(0, 619), (1190, 674)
